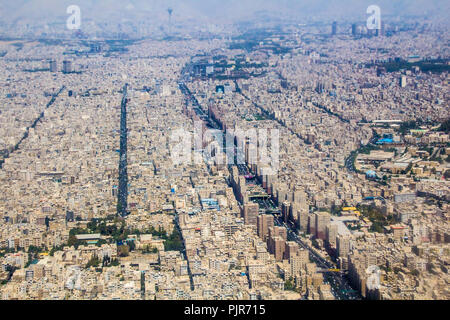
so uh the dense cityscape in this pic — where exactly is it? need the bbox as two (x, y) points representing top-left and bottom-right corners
(0, 0), (448, 302)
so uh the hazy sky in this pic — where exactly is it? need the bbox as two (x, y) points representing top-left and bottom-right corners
(0, 0), (448, 26)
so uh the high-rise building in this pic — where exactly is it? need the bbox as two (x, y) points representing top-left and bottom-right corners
(277, 188), (288, 206)
(399, 76), (407, 88)
(326, 224), (338, 247)
(284, 241), (299, 260)
(289, 202), (299, 223)
(316, 82), (326, 94)
(293, 189), (307, 205)
(308, 214), (316, 236)
(231, 166), (239, 184)
(269, 226), (287, 241)
(375, 20), (384, 37)
(297, 209), (309, 232)
(337, 235), (352, 258)
(243, 202), (259, 226)
(332, 21), (338, 35)
(167, 7), (173, 35)
(268, 226), (288, 260)
(49, 60), (57, 72)
(272, 237), (286, 262)
(352, 23), (358, 36)
(257, 214), (274, 241)
(63, 60), (72, 73)
(239, 176), (247, 203)
(256, 246), (269, 263)
(315, 211), (330, 240)
(281, 201), (291, 223)
(290, 249), (309, 276)
(265, 175), (276, 195)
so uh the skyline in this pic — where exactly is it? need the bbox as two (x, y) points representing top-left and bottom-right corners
(0, 0), (448, 305)
(0, 0), (449, 28)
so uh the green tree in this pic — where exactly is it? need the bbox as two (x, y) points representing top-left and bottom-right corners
(405, 162), (413, 173)
(128, 240), (136, 252)
(164, 228), (184, 252)
(410, 269), (420, 277)
(67, 234), (81, 248)
(49, 245), (64, 256)
(27, 245), (42, 254)
(118, 245), (129, 257)
(444, 170), (450, 180)
(86, 255), (100, 268)
(284, 277), (296, 291)
(110, 258), (120, 266)
(96, 239), (108, 247)
(438, 118), (450, 133)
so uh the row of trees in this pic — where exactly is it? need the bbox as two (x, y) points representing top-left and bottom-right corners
(357, 205), (397, 233)
(85, 254), (120, 268)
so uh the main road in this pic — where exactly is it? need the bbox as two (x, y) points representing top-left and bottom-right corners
(117, 84), (129, 217)
(0, 86), (65, 169)
(179, 63), (361, 300)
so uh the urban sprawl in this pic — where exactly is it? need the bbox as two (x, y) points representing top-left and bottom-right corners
(0, 14), (449, 300)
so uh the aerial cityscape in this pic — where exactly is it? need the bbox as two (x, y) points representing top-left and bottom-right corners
(0, 0), (448, 302)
